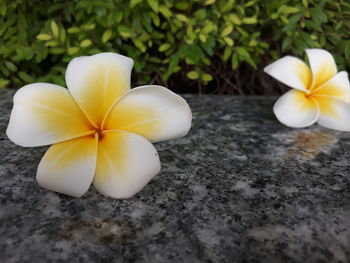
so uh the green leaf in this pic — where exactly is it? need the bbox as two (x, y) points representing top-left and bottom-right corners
(300, 31), (314, 47)
(175, 2), (189, 10)
(102, 29), (113, 43)
(150, 12), (160, 27)
(19, 71), (33, 83)
(134, 39), (147, 52)
(80, 39), (92, 48)
(282, 36), (292, 51)
(186, 45), (205, 62)
(242, 17), (257, 24)
(304, 20), (322, 31)
(202, 23), (216, 34)
(201, 73), (213, 82)
(159, 6), (172, 18)
(0, 79), (9, 88)
(159, 43), (171, 52)
(224, 37), (234, 46)
(236, 47), (256, 68)
(283, 7), (300, 14)
(148, 0), (159, 12)
(4, 61), (17, 72)
(219, 0), (235, 12)
(220, 25), (233, 37)
(68, 47), (80, 55)
(36, 34), (52, 41)
(51, 21), (59, 38)
(310, 6), (328, 23)
(68, 27), (80, 34)
(118, 25), (132, 38)
(229, 14), (241, 25)
(244, 1), (255, 7)
(50, 48), (65, 54)
(176, 14), (188, 22)
(81, 24), (95, 30)
(168, 55), (179, 75)
(295, 39), (307, 52)
(282, 14), (302, 32)
(130, 0), (143, 8)
(223, 46), (232, 61)
(345, 43), (350, 60)
(199, 34), (207, 43)
(187, 71), (200, 79)
(115, 12), (123, 23)
(231, 53), (238, 69)
(0, 5), (7, 16)
(45, 41), (58, 47)
(60, 27), (66, 43)
(204, 0), (216, 6)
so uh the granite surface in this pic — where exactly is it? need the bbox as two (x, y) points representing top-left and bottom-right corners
(0, 88), (349, 263)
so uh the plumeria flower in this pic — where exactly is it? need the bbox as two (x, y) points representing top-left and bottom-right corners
(6, 53), (192, 198)
(264, 48), (350, 131)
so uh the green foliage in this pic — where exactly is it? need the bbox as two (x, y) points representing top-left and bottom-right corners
(0, 0), (350, 94)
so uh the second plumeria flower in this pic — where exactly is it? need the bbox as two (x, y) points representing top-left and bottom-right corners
(7, 53), (192, 198)
(264, 48), (350, 131)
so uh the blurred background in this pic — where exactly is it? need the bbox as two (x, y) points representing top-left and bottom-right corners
(0, 0), (349, 95)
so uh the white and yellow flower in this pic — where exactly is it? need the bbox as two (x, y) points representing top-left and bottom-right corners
(264, 48), (350, 131)
(7, 53), (192, 198)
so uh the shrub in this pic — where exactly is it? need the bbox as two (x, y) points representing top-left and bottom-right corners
(0, 0), (349, 94)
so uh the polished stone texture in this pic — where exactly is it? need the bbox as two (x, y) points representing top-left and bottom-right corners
(1, 89), (349, 263)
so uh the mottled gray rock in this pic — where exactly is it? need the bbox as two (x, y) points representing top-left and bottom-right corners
(0, 89), (349, 263)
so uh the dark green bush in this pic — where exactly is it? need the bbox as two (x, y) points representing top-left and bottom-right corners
(1, 0), (350, 94)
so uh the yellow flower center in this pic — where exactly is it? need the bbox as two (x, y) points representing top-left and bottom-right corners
(88, 126), (105, 141)
(96, 128), (104, 140)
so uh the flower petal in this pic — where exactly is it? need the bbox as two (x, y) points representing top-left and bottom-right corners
(312, 71), (350, 103)
(93, 130), (161, 199)
(316, 96), (350, 131)
(273, 89), (319, 128)
(65, 52), (134, 127)
(6, 83), (93, 147)
(36, 135), (98, 197)
(264, 56), (311, 92)
(103, 85), (192, 143)
(306, 49), (337, 90)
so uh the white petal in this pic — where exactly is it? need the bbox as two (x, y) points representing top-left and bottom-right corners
(306, 49), (337, 90)
(6, 83), (93, 147)
(316, 96), (350, 131)
(93, 130), (161, 199)
(65, 52), (134, 126)
(103, 85), (192, 143)
(273, 89), (319, 128)
(264, 56), (311, 92)
(312, 71), (350, 103)
(36, 136), (98, 198)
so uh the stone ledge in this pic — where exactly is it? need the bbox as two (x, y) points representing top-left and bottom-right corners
(1, 89), (349, 263)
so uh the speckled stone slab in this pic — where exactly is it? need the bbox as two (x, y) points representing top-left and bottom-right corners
(0, 89), (349, 263)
